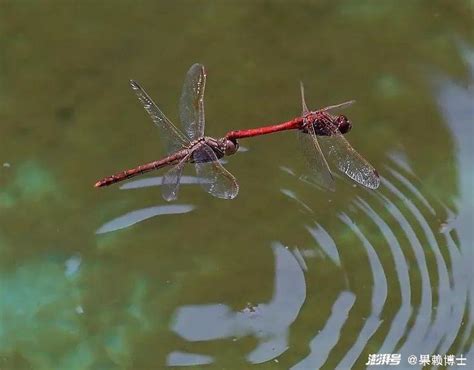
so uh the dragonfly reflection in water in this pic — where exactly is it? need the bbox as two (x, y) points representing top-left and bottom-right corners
(226, 83), (380, 190)
(94, 64), (240, 201)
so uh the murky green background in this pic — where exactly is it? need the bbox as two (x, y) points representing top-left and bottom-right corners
(1, 1), (473, 369)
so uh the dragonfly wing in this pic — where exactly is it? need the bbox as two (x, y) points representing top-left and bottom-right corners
(322, 100), (356, 112)
(193, 144), (239, 199)
(179, 63), (206, 141)
(300, 81), (310, 114)
(297, 123), (335, 191)
(300, 82), (354, 113)
(318, 128), (380, 189)
(161, 153), (191, 201)
(130, 80), (189, 154)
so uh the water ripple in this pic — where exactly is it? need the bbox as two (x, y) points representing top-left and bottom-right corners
(335, 212), (386, 369)
(292, 291), (356, 370)
(378, 184), (433, 359)
(386, 172), (452, 355)
(278, 133), (471, 368)
(95, 204), (195, 234)
(170, 243), (306, 365)
(305, 222), (341, 266)
(385, 166), (436, 215)
(354, 196), (412, 354)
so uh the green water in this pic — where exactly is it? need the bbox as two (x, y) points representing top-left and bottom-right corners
(1, 1), (473, 369)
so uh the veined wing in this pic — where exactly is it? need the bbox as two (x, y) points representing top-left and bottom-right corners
(130, 80), (189, 155)
(318, 127), (380, 189)
(300, 81), (355, 114)
(161, 152), (192, 201)
(297, 122), (335, 191)
(193, 144), (239, 199)
(298, 82), (335, 191)
(179, 63), (206, 141)
(300, 81), (310, 114)
(322, 100), (356, 112)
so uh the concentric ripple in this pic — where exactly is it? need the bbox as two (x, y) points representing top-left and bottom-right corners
(278, 154), (472, 369)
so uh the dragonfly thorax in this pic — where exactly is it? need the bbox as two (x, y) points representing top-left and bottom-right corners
(210, 137), (239, 156)
(196, 137), (239, 161)
(303, 111), (352, 136)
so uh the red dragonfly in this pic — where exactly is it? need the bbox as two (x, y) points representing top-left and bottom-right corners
(94, 64), (239, 201)
(226, 83), (380, 190)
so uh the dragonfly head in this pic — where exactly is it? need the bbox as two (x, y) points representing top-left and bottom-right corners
(335, 115), (352, 134)
(222, 138), (239, 156)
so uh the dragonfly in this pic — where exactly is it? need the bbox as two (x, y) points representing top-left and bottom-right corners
(225, 82), (380, 190)
(94, 63), (240, 201)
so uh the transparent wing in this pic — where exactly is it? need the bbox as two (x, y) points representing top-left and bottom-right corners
(130, 80), (189, 154)
(318, 127), (380, 189)
(300, 82), (355, 113)
(322, 100), (356, 112)
(298, 82), (335, 191)
(193, 144), (239, 199)
(179, 63), (206, 141)
(300, 81), (310, 114)
(161, 153), (191, 201)
(297, 123), (336, 191)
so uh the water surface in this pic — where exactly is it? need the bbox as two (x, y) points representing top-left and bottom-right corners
(0, 1), (473, 369)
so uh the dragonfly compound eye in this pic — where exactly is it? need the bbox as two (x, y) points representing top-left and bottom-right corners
(337, 115), (352, 134)
(224, 139), (239, 155)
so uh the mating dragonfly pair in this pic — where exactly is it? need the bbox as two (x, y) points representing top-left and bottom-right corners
(94, 64), (380, 200)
